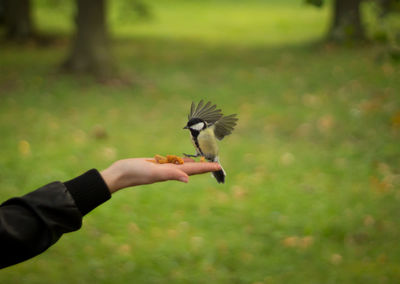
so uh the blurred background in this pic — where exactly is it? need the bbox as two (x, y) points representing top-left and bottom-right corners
(1, 0), (400, 282)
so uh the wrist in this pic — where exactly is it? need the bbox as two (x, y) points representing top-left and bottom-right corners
(100, 165), (123, 194)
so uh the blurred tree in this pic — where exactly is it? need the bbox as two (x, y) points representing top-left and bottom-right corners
(306, 0), (366, 42)
(62, 0), (114, 78)
(378, 0), (400, 16)
(329, 0), (365, 42)
(1, 0), (35, 41)
(307, 0), (400, 43)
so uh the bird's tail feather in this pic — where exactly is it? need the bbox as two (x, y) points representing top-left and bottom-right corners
(211, 157), (226, 184)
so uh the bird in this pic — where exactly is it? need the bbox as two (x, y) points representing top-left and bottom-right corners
(183, 100), (238, 183)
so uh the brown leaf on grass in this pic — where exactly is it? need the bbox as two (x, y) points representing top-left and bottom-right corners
(231, 185), (248, 199)
(370, 176), (392, 194)
(92, 124), (108, 140)
(280, 152), (295, 166)
(317, 114), (335, 133)
(18, 140), (31, 157)
(282, 236), (314, 249)
(299, 236), (314, 249)
(330, 253), (342, 265)
(302, 94), (321, 107)
(377, 253), (387, 263)
(102, 146), (117, 160)
(363, 215), (375, 227)
(359, 98), (383, 114)
(128, 222), (140, 234)
(391, 111), (400, 128)
(118, 244), (132, 256)
(282, 236), (298, 247)
(375, 162), (400, 189)
(377, 162), (391, 176)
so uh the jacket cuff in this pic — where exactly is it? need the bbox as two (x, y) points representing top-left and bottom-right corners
(64, 169), (111, 216)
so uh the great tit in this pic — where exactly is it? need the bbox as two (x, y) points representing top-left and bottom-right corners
(183, 100), (238, 183)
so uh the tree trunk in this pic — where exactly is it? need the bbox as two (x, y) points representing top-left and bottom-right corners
(328, 0), (366, 43)
(2, 0), (34, 41)
(62, 0), (115, 78)
(378, 0), (391, 17)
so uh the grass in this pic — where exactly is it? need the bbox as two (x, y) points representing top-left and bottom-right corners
(1, 0), (400, 283)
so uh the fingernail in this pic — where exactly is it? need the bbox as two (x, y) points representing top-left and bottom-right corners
(179, 176), (188, 183)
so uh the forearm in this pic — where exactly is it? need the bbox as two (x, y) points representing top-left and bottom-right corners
(0, 182), (82, 268)
(0, 169), (111, 269)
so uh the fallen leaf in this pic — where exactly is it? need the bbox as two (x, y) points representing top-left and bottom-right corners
(280, 152), (295, 166)
(391, 111), (400, 128)
(92, 124), (108, 139)
(302, 94), (320, 107)
(102, 146), (117, 160)
(282, 236), (299, 248)
(364, 215), (375, 227)
(128, 222), (140, 233)
(299, 236), (314, 249)
(370, 176), (392, 193)
(317, 114), (335, 133)
(232, 185), (248, 199)
(118, 244), (131, 255)
(18, 140), (31, 157)
(330, 253), (342, 265)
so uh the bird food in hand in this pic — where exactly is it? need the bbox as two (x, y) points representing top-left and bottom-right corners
(147, 155), (184, 165)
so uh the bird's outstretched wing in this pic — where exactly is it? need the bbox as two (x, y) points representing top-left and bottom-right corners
(188, 100), (223, 125)
(214, 114), (238, 140)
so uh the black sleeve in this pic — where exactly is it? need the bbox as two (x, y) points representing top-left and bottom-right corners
(0, 169), (111, 269)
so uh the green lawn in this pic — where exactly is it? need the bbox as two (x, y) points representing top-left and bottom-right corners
(1, 0), (400, 283)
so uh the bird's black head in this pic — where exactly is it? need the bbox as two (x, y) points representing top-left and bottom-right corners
(183, 118), (207, 133)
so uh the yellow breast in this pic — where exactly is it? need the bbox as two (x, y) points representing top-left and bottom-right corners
(197, 127), (219, 159)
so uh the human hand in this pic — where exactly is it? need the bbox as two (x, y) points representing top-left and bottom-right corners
(100, 157), (221, 194)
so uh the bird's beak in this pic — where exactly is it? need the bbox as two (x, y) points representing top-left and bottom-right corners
(183, 126), (188, 129)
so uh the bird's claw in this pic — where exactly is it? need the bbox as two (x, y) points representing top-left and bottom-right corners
(183, 153), (200, 158)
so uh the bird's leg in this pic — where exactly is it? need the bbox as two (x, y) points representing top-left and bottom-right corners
(183, 153), (201, 158)
(200, 156), (206, 162)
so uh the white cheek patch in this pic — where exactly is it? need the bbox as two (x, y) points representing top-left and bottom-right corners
(190, 122), (204, 131)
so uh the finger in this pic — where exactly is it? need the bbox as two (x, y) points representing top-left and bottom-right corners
(159, 168), (189, 183)
(182, 157), (195, 163)
(178, 162), (221, 176)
